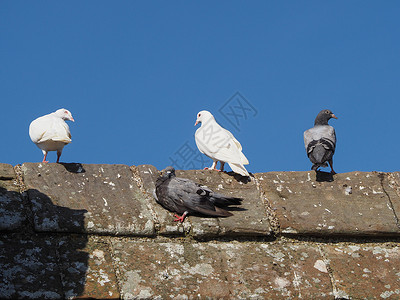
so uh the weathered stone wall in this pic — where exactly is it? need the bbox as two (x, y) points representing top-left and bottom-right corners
(1, 163), (400, 299)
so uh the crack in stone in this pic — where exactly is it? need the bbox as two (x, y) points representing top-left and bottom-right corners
(14, 164), (35, 233)
(253, 175), (280, 235)
(130, 166), (160, 233)
(105, 236), (123, 298)
(317, 245), (349, 300)
(378, 172), (400, 229)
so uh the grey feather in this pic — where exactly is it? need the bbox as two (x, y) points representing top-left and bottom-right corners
(303, 110), (337, 173)
(155, 166), (242, 221)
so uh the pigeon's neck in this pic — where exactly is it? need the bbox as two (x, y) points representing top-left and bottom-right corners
(314, 118), (329, 126)
(201, 116), (216, 126)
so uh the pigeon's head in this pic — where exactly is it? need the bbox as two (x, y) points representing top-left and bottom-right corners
(55, 109), (75, 122)
(315, 109), (337, 126)
(195, 110), (213, 126)
(162, 166), (176, 179)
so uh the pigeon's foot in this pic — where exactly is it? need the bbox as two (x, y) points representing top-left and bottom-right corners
(174, 212), (188, 223)
(330, 170), (337, 175)
(205, 167), (220, 171)
(42, 161), (49, 163)
(204, 167), (209, 170)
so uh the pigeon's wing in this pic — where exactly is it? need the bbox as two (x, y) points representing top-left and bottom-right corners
(168, 178), (232, 217)
(195, 124), (248, 165)
(30, 115), (72, 144)
(304, 125), (336, 153)
(225, 130), (249, 164)
(155, 177), (185, 213)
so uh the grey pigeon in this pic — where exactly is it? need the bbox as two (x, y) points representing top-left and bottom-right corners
(304, 109), (337, 174)
(154, 166), (242, 222)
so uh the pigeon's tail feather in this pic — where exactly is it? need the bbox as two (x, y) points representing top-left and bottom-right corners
(240, 152), (249, 165)
(311, 144), (327, 164)
(228, 162), (249, 176)
(210, 195), (242, 207)
(195, 206), (233, 217)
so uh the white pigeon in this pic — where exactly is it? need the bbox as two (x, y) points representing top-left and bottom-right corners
(194, 110), (249, 176)
(29, 108), (74, 163)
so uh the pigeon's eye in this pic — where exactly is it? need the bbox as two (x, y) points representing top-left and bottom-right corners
(325, 110), (330, 114)
(198, 113), (201, 117)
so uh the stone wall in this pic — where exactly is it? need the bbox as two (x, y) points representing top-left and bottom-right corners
(1, 163), (400, 299)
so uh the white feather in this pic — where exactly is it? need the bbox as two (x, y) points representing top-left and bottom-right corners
(29, 109), (74, 158)
(195, 110), (249, 176)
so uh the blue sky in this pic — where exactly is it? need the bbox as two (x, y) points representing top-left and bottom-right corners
(1, 1), (399, 173)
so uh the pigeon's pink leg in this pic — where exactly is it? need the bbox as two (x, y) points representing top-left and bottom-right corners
(328, 159), (336, 175)
(174, 211), (188, 223)
(42, 152), (49, 163)
(56, 151), (62, 163)
(219, 162), (225, 172)
(204, 161), (218, 171)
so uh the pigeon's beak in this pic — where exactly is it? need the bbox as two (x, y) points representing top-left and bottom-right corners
(70, 117), (75, 122)
(194, 120), (199, 126)
(331, 114), (338, 119)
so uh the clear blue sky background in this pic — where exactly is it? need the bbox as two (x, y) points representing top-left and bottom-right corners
(1, 1), (399, 173)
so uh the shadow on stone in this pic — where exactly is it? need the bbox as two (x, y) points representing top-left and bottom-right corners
(316, 171), (334, 182)
(59, 163), (86, 174)
(28, 188), (88, 233)
(225, 171), (252, 183)
(223, 206), (247, 212)
(0, 188), (89, 299)
(0, 186), (26, 231)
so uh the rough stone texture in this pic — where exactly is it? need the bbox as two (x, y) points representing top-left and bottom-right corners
(0, 234), (63, 299)
(222, 242), (333, 299)
(21, 163), (155, 236)
(0, 164), (16, 180)
(257, 171), (400, 236)
(0, 164), (27, 231)
(111, 240), (332, 299)
(58, 235), (120, 299)
(175, 169), (271, 238)
(323, 244), (400, 299)
(387, 172), (400, 228)
(2, 164), (400, 298)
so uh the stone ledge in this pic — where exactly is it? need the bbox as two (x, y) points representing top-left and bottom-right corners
(2, 163), (400, 299)
(0, 164), (27, 231)
(21, 163), (155, 236)
(2, 234), (400, 299)
(257, 171), (400, 237)
(3, 163), (400, 238)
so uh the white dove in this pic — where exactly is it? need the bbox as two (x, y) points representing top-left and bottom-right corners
(29, 108), (74, 163)
(194, 110), (249, 176)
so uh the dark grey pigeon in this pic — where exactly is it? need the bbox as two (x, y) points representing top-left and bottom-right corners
(304, 109), (338, 174)
(154, 166), (242, 223)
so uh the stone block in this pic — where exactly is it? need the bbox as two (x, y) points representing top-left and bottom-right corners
(21, 163), (155, 236)
(387, 172), (400, 228)
(0, 164), (16, 180)
(324, 244), (400, 299)
(0, 234), (63, 299)
(257, 171), (400, 236)
(175, 169), (271, 238)
(58, 235), (120, 299)
(0, 164), (27, 231)
(111, 240), (332, 299)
